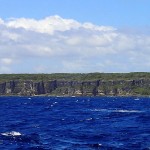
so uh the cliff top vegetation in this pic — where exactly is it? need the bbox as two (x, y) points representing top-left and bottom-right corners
(0, 72), (150, 82)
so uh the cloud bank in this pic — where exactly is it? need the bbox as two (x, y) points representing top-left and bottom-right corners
(0, 15), (149, 73)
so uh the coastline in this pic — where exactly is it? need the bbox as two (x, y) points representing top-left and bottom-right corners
(0, 94), (149, 98)
(0, 73), (150, 97)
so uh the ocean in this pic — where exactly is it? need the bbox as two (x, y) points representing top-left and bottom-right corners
(0, 96), (150, 150)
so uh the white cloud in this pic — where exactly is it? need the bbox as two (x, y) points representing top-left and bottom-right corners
(83, 22), (115, 31)
(5, 15), (115, 34)
(1, 30), (20, 41)
(0, 15), (149, 73)
(1, 58), (13, 65)
(0, 18), (4, 24)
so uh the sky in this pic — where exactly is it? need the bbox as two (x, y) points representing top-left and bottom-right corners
(0, 0), (150, 73)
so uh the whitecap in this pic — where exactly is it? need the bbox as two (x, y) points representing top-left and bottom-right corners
(91, 109), (109, 112)
(134, 98), (140, 100)
(86, 118), (93, 121)
(1, 131), (21, 136)
(91, 109), (142, 113)
(115, 109), (141, 113)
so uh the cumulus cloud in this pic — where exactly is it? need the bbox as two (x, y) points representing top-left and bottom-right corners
(5, 15), (115, 34)
(0, 15), (149, 73)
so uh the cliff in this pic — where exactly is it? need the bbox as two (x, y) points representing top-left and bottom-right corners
(0, 73), (150, 96)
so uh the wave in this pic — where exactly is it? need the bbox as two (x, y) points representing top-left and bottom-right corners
(1, 131), (21, 137)
(1, 131), (40, 144)
(113, 110), (141, 113)
(134, 98), (140, 100)
(91, 109), (142, 113)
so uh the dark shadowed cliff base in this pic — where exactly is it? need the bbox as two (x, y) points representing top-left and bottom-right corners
(0, 73), (150, 96)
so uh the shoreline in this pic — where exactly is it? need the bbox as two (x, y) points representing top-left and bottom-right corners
(0, 94), (149, 98)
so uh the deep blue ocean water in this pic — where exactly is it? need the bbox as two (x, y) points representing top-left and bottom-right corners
(0, 96), (150, 150)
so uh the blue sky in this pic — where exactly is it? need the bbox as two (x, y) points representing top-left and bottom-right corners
(0, 0), (150, 73)
(0, 0), (150, 27)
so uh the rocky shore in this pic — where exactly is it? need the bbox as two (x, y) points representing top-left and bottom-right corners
(0, 78), (149, 96)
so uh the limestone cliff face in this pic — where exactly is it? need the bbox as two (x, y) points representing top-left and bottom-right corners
(0, 79), (149, 96)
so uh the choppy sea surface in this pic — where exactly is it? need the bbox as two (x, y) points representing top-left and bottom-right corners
(0, 96), (150, 150)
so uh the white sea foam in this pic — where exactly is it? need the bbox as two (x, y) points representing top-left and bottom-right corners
(86, 118), (93, 121)
(53, 102), (58, 104)
(92, 109), (109, 112)
(134, 98), (140, 100)
(91, 109), (142, 113)
(113, 110), (141, 113)
(1, 131), (21, 136)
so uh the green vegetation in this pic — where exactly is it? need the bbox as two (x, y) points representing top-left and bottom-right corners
(132, 87), (150, 95)
(0, 72), (150, 82)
